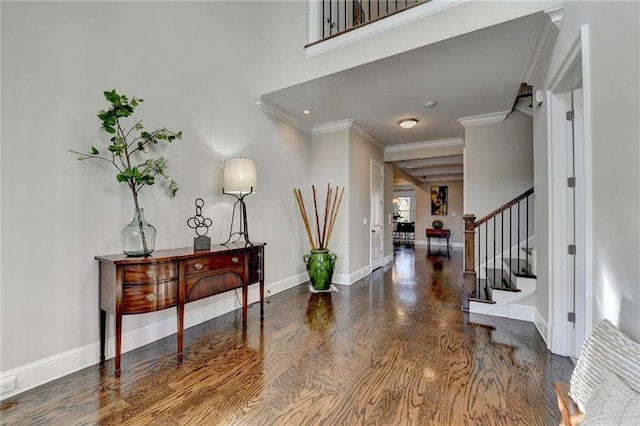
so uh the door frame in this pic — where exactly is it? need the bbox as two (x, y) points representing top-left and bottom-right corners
(370, 159), (384, 271)
(548, 25), (593, 357)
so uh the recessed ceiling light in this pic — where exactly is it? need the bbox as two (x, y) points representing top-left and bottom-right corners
(399, 119), (418, 129)
(303, 110), (310, 114)
(424, 101), (437, 108)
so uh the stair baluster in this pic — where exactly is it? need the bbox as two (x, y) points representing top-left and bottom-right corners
(463, 187), (534, 310)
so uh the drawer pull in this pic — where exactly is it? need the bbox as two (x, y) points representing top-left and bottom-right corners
(194, 263), (204, 270)
(232, 257), (239, 264)
(146, 270), (158, 278)
(145, 293), (159, 302)
(257, 252), (262, 259)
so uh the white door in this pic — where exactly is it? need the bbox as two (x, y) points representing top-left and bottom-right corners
(370, 160), (384, 271)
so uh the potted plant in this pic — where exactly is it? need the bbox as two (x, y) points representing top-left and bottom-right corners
(293, 184), (345, 291)
(70, 89), (182, 256)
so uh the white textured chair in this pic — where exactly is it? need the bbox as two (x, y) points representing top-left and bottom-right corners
(554, 319), (640, 425)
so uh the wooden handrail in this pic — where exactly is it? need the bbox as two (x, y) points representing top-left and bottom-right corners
(475, 187), (534, 227)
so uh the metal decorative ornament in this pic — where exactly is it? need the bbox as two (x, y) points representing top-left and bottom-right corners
(187, 198), (212, 250)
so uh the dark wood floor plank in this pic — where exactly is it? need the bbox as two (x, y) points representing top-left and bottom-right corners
(0, 247), (573, 425)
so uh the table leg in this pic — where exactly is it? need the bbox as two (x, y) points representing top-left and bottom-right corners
(260, 278), (265, 319)
(177, 305), (184, 363)
(115, 311), (122, 378)
(242, 283), (248, 331)
(99, 309), (106, 366)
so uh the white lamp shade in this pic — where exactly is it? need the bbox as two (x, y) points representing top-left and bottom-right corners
(223, 158), (257, 194)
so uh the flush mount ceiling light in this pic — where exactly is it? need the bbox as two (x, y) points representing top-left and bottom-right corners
(399, 119), (418, 129)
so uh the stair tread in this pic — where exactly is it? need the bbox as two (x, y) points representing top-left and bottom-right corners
(486, 269), (520, 292)
(503, 258), (537, 278)
(469, 278), (495, 303)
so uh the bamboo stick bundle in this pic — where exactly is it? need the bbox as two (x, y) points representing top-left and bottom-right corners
(293, 188), (316, 250)
(321, 183), (332, 249)
(312, 185), (322, 249)
(294, 184), (344, 250)
(325, 186), (345, 248)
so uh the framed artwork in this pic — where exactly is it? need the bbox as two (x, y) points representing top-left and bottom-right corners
(431, 186), (448, 216)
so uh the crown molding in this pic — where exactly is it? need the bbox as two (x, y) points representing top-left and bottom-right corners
(545, 5), (563, 29)
(523, 10), (561, 85)
(312, 119), (354, 135)
(255, 97), (313, 135)
(385, 137), (463, 154)
(458, 111), (509, 128)
(350, 122), (386, 152)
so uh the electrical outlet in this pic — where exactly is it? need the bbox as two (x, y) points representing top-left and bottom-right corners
(0, 375), (17, 393)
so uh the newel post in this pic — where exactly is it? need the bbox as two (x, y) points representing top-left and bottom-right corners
(462, 214), (477, 311)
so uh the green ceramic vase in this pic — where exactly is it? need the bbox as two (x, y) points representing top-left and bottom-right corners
(303, 249), (337, 291)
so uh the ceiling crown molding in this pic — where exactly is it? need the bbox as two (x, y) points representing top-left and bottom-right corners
(312, 119), (354, 135)
(350, 122), (386, 152)
(457, 111), (509, 128)
(385, 137), (464, 154)
(523, 9), (561, 85)
(255, 97), (312, 135)
(545, 6), (563, 29)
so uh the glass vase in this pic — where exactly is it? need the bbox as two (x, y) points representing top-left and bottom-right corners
(121, 208), (156, 256)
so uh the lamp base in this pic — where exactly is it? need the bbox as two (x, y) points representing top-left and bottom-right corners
(222, 190), (253, 246)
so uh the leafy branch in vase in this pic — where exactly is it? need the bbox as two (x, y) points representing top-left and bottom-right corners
(70, 89), (182, 254)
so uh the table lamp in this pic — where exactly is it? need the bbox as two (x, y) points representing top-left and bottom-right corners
(222, 157), (256, 245)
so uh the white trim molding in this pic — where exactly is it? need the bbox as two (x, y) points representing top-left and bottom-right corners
(458, 111), (510, 128)
(255, 97), (313, 134)
(385, 137), (464, 154)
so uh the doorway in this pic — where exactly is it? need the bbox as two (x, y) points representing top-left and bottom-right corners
(549, 25), (592, 358)
(370, 159), (384, 271)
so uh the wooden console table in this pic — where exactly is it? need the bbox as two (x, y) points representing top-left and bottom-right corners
(96, 242), (265, 377)
(426, 228), (450, 257)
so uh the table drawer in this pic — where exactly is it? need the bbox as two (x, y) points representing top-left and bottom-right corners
(122, 280), (178, 314)
(123, 262), (178, 284)
(185, 253), (244, 275)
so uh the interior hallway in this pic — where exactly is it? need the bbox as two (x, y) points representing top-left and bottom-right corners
(0, 247), (574, 424)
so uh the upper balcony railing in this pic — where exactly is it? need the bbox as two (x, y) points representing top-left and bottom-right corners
(309, 0), (429, 45)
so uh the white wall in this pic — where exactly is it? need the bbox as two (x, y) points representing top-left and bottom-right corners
(349, 125), (386, 275)
(464, 110), (534, 219)
(310, 128), (350, 276)
(308, 123), (389, 281)
(1, 1), (312, 396)
(536, 1), (640, 341)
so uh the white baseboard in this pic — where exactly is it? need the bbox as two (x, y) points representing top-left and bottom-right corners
(0, 274), (303, 400)
(534, 307), (549, 348)
(508, 303), (536, 322)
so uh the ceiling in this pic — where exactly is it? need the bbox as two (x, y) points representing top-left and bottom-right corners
(260, 11), (548, 184)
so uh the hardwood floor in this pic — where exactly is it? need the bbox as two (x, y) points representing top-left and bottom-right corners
(1, 246), (573, 425)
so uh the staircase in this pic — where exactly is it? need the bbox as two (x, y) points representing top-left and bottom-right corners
(469, 247), (537, 319)
(463, 188), (536, 320)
